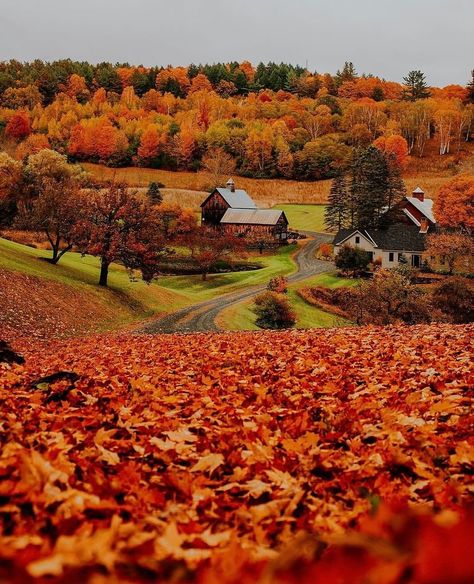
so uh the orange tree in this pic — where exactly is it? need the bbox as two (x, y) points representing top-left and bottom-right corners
(435, 174), (474, 232)
(182, 226), (245, 280)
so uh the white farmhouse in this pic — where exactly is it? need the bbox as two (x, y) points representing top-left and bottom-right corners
(332, 187), (436, 269)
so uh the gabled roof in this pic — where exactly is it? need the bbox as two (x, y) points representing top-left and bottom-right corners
(333, 228), (376, 247)
(406, 196), (436, 224)
(368, 224), (428, 251)
(333, 223), (429, 252)
(220, 208), (286, 226)
(201, 187), (257, 209)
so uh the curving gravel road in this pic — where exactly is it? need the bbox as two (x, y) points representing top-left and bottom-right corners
(140, 232), (334, 334)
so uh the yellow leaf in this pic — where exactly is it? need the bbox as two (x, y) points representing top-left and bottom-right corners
(190, 453), (224, 475)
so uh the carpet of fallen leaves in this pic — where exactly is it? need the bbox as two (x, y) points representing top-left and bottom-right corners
(1, 324), (473, 583)
(0, 269), (118, 341)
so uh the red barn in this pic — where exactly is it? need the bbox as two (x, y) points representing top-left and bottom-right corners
(399, 187), (436, 233)
(200, 179), (289, 242)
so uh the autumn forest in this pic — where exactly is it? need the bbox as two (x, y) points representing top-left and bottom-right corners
(0, 59), (473, 180)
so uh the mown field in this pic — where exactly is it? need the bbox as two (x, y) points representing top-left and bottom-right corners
(83, 163), (331, 207)
(82, 149), (474, 212)
(273, 204), (327, 232)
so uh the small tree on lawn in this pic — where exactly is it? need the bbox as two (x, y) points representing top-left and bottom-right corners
(74, 184), (166, 287)
(319, 242), (333, 260)
(15, 177), (81, 264)
(335, 245), (371, 276)
(267, 276), (288, 294)
(184, 227), (245, 281)
(253, 291), (296, 329)
(147, 182), (163, 205)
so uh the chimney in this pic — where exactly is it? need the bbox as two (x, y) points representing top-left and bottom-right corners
(419, 217), (429, 233)
(412, 187), (425, 202)
(226, 178), (235, 193)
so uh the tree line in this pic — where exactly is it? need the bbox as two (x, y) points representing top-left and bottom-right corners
(0, 60), (473, 181)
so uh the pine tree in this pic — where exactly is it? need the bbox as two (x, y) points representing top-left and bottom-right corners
(382, 158), (407, 225)
(350, 147), (390, 228)
(335, 62), (357, 87)
(147, 182), (163, 205)
(349, 146), (407, 228)
(325, 175), (348, 231)
(402, 70), (430, 101)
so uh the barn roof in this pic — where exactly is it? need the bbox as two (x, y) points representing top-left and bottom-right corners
(220, 208), (286, 226)
(406, 196), (436, 224)
(212, 187), (257, 209)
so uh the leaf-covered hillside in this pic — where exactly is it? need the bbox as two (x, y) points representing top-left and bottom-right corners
(1, 324), (473, 582)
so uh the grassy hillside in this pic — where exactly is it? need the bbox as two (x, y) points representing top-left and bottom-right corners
(273, 204), (327, 232)
(0, 237), (299, 340)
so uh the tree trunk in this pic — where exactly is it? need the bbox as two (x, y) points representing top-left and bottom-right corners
(99, 259), (110, 287)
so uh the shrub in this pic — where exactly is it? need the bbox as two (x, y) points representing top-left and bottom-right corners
(253, 291), (296, 329)
(319, 242), (333, 260)
(346, 268), (432, 325)
(432, 278), (474, 323)
(335, 245), (371, 276)
(267, 276), (288, 294)
(372, 256), (382, 268)
(147, 182), (163, 205)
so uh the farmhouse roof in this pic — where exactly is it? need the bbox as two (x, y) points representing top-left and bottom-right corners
(406, 196), (436, 224)
(220, 208), (285, 226)
(211, 187), (257, 209)
(333, 224), (428, 252)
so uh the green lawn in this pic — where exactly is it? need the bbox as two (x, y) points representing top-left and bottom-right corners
(158, 244), (298, 302)
(272, 204), (328, 233)
(0, 237), (299, 329)
(216, 273), (356, 331)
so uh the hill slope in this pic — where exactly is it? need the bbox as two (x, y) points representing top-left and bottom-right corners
(1, 324), (472, 582)
(0, 237), (304, 341)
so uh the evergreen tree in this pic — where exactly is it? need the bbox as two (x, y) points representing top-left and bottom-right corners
(382, 157), (407, 225)
(187, 63), (200, 80)
(147, 182), (163, 205)
(372, 86), (385, 101)
(350, 147), (389, 228)
(325, 175), (348, 231)
(402, 70), (430, 101)
(335, 61), (357, 87)
(349, 147), (406, 228)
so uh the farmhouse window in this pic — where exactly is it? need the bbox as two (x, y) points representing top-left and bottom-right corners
(389, 252), (394, 262)
(355, 236), (360, 244)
